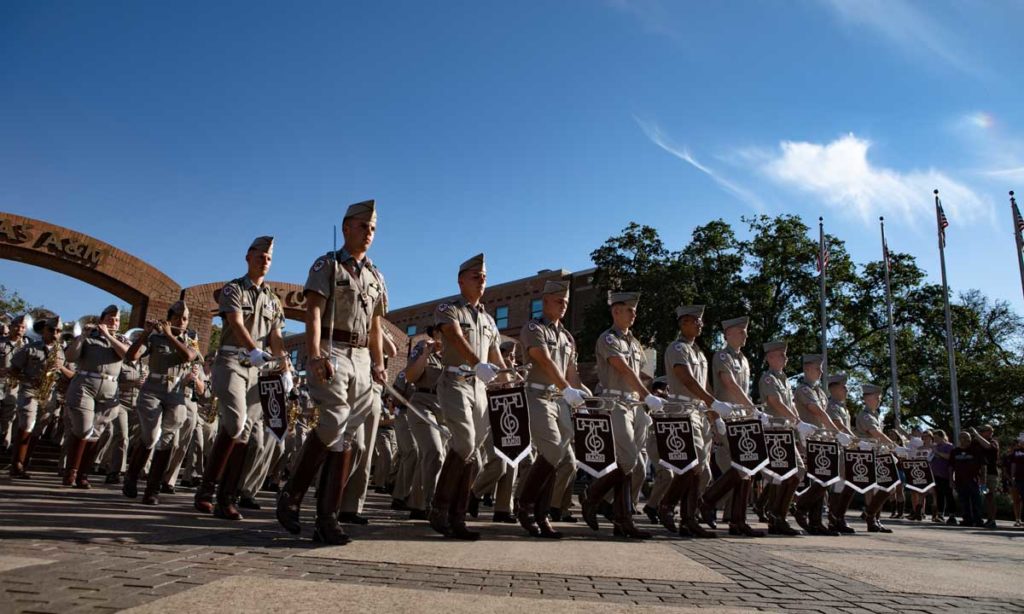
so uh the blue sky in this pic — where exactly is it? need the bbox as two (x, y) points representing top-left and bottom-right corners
(2, 0), (1023, 330)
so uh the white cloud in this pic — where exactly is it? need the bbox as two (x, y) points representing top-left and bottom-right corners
(819, 0), (979, 76)
(634, 117), (765, 212)
(755, 133), (990, 226)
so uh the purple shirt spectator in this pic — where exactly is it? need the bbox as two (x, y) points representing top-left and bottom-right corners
(931, 441), (953, 479)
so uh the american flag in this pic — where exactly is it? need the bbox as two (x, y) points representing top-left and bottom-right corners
(817, 239), (830, 273)
(882, 233), (891, 272)
(1013, 197), (1024, 236)
(937, 199), (949, 249)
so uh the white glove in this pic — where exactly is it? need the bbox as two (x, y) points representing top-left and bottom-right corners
(562, 387), (586, 408)
(474, 362), (499, 384)
(248, 348), (271, 368)
(715, 417), (727, 436)
(755, 410), (770, 426)
(894, 446), (910, 457)
(796, 421), (818, 437)
(710, 400), (733, 418)
(281, 370), (294, 396)
(909, 437), (924, 450)
(836, 432), (853, 447)
(858, 441), (874, 451)
(644, 394), (664, 412)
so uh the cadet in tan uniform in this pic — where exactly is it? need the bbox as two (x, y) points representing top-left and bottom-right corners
(791, 354), (843, 535)
(1, 315), (29, 456)
(468, 339), (520, 524)
(426, 253), (508, 540)
(656, 305), (729, 538)
(122, 301), (199, 505)
(277, 202), (387, 545)
(824, 373), (857, 534)
(9, 317), (71, 479)
(855, 383), (898, 533)
(97, 346), (145, 484)
(756, 341), (801, 536)
(63, 305), (130, 489)
(403, 326), (447, 521)
(162, 356), (207, 492)
(700, 316), (763, 537)
(580, 291), (662, 539)
(515, 280), (587, 538)
(196, 236), (288, 520)
(2, 315), (30, 477)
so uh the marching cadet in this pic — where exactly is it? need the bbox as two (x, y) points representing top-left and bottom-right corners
(656, 305), (729, 538)
(1, 315), (30, 476)
(514, 280), (588, 538)
(855, 383), (898, 533)
(182, 357), (215, 487)
(122, 301), (199, 505)
(756, 340), (801, 536)
(63, 305), (130, 489)
(97, 338), (146, 484)
(427, 253), (508, 540)
(700, 316), (763, 537)
(791, 354), (843, 535)
(162, 356), (207, 493)
(9, 317), (72, 479)
(402, 326), (447, 521)
(196, 236), (288, 520)
(1, 315), (29, 455)
(277, 202), (387, 545)
(824, 373), (858, 534)
(580, 291), (662, 539)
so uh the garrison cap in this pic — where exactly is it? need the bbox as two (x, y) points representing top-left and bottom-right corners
(248, 236), (274, 254)
(763, 340), (787, 353)
(676, 305), (705, 319)
(861, 383), (882, 396)
(100, 304), (119, 319)
(459, 253), (485, 274)
(168, 300), (189, 317)
(542, 280), (570, 295)
(720, 316), (748, 331)
(827, 373), (849, 387)
(607, 291), (640, 307)
(344, 199), (376, 222)
(802, 354), (823, 365)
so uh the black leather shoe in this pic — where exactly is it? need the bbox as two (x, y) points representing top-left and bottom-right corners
(492, 511), (517, 524)
(338, 512), (369, 525)
(468, 495), (480, 518)
(104, 472), (122, 485)
(642, 504), (660, 524)
(238, 495), (261, 510)
(160, 483), (176, 495)
(409, 509), (428, 520)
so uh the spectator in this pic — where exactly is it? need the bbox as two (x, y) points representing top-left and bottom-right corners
(949, 431), (985, 527)
(1008, 433), (1024, 528)
(930, 430), (956, 524)
(971, 425), (999, 529)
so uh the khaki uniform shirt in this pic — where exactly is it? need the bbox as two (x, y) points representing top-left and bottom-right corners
(855, 408), (882, 439)
(218, 276), (285, 349)
(794, 381), (829, 424)
(118, 360), (146, 407)
(11, 340), (64, 398)
(74, 330), (125, 378)
(520, 317), (576, 387)
(305, 249), (387, 342)
(664, 336), (706, 401)
(826, 399), (850, 430)
(595, 326), (646, 395)
(758, 370), (795, 417)
(143, 332), (192, 380)
(711, 346), (749, 403)
(1, 335), (28, 393)
(407, 340), (445, 392)
(434, 299), (500, 367)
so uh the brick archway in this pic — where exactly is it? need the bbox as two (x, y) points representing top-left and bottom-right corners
(0, 212), (180, 326)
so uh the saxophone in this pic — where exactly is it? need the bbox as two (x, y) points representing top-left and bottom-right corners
(36, 342), (61, 402)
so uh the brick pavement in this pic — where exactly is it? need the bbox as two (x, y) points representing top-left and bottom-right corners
(1, 475), (1022, 613)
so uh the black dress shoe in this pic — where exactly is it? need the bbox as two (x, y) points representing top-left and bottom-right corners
(642, 505), (660, 524)
(338, 512), (369, 525)
(481, 494), (493, 507)
(238, 495), (262, 510)
(373, 486), (389, 494)
(492, 511), (517, 524)
(560, 511), (578, 523)
(390, 498), (408, 511)
(468, 495), (480, 518)
(104, 472), (122, 485)
(409, 509), (428, 520)
(160, 483), (176, 495)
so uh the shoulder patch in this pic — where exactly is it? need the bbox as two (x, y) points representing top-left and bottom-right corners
(527, 322), (539, 332)
(222, 285), (236, 298)
(672, 342), (684, 352)
(604, 333), (617, 346)
(311, 258), (326, 272)
(717, 351), (728, 361)
(436, 303), (449, 312)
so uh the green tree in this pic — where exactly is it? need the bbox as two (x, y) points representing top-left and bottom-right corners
(0, 284), (32, 317)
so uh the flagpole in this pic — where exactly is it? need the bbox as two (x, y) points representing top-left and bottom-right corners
(1012, 191), (1024, 303)
(818, 217), (829, 385)
(880, 217), (901, 430)
(935, 190), (961, 439)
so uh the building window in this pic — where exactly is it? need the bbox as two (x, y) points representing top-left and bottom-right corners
(406, 325), (417, 336)
(530, 298), (543, 320)
(495, 306), (509, 330)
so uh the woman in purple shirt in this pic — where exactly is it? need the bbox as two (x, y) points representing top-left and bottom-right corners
(929, 429), (956, 524)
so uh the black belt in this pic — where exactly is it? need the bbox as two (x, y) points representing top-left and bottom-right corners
(322, 330), (368, 348)
(413, 386), (436, 394)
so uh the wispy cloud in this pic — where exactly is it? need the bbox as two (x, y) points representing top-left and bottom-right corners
(752, 133), (991, 226)
(819, 0), (979, 76)
(634, 117), (765, 212)
(954, 111), (1024, 182)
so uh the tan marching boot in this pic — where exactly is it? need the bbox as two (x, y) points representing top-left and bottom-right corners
(276, 435), (329, 535)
